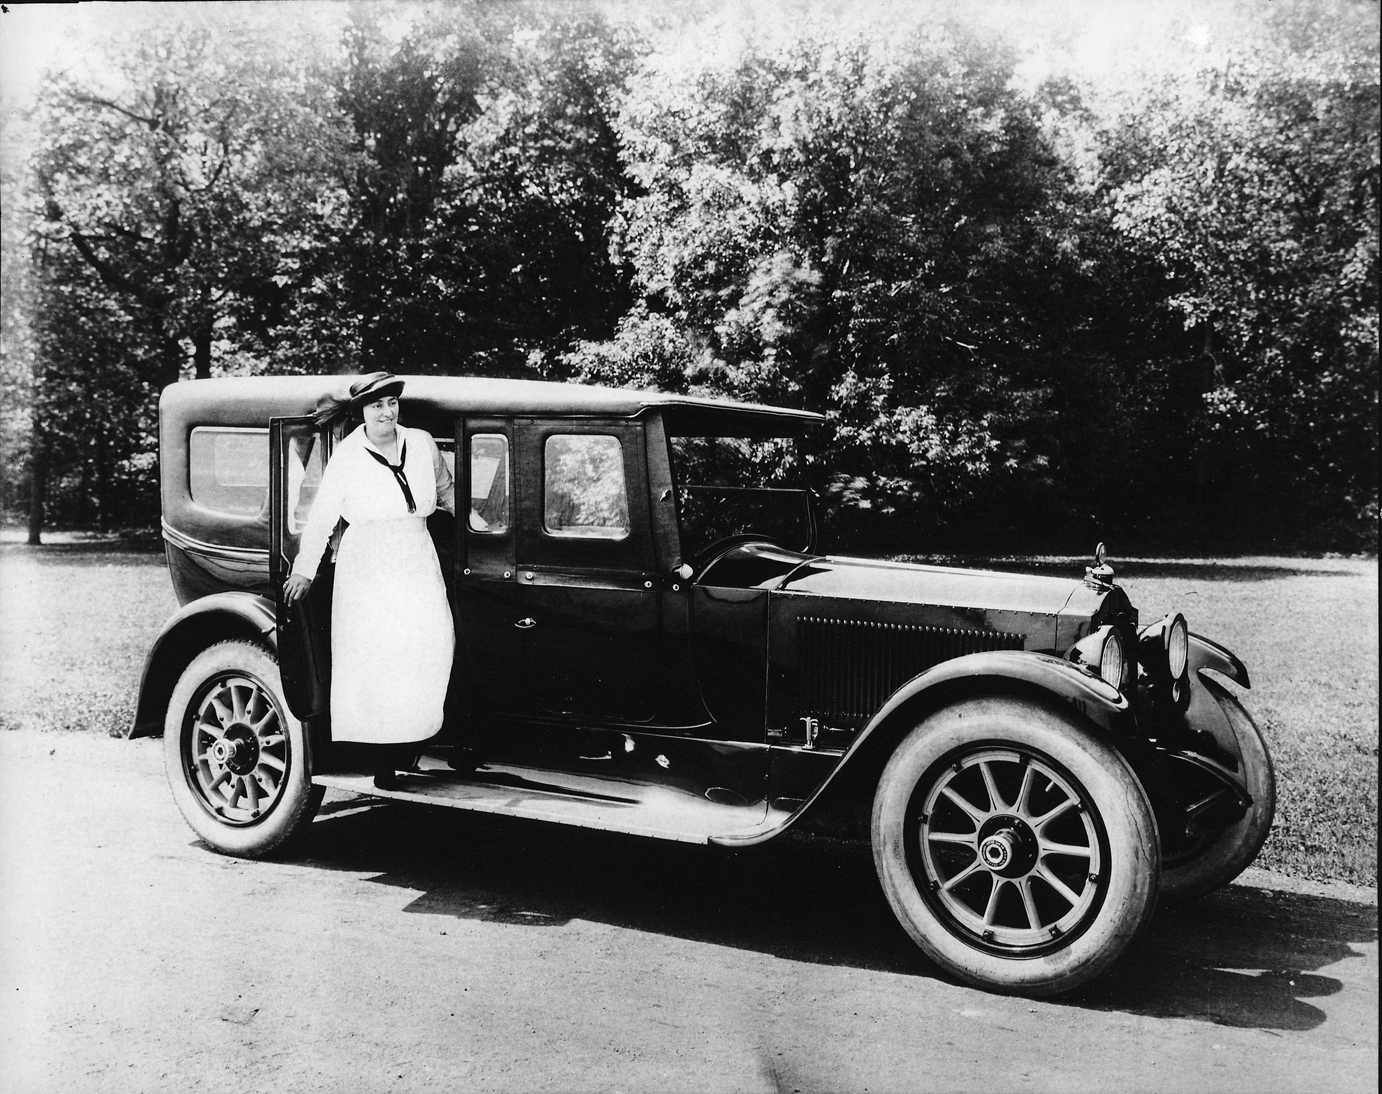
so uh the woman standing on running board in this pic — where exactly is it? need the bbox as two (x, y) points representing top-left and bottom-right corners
(283, 372), (455, 786)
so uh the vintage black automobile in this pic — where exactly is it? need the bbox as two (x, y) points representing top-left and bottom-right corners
(134, 374), (1275, 996)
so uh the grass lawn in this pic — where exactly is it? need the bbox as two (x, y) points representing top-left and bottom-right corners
(1115, 556), (1378, 887)
(1, 543), (1375, 887)
(0, 542), (177, 738)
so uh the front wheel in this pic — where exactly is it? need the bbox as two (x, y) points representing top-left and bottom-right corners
(872, 696), (1160, 996)
(164, 640), (323, 858)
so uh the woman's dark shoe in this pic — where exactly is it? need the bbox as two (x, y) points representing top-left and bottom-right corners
(447, 747), (483, 775)
(372, 765), (399, 790)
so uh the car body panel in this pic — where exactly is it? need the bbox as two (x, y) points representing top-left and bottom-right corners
(713, 649), (1134, 847)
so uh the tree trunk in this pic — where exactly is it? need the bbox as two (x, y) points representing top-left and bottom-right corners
(76, 453), (92, 527)
(1194, 321), (1218, 528)
(193, 322), (212, 379)
(26, 431), (47, 546)
(95, 432), (109, 534)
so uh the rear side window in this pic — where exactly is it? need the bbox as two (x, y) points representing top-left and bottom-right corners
(543, 434), (630, 539)
(190, 428), (268, 516)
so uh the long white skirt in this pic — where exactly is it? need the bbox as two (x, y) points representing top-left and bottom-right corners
(330, 516), (455, 744)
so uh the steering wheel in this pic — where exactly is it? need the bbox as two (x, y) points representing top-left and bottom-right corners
(689, 533), (784, 575)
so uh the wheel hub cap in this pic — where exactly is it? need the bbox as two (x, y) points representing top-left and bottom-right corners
(980, 829), (1017, 870)
(976, 816), (1039, 878)
(210, 726), (259, 774)
(184, 673), (288, 826)
(915, 748), (1106, 952)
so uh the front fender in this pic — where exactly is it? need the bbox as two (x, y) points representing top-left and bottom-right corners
(1169, 634), (1257, 796)
(715, 650), (1133, 847)
(861, 649), (1132, 740)
(1188, 632), (1250, 688)
(128, 592), (277, 738)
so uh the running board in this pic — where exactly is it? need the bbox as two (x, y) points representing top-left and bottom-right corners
(312, 758), (794, 845)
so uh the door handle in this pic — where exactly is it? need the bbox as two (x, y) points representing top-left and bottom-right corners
(515, 617), (537, 629)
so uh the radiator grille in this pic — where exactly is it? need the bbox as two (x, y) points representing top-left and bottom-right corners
(796, 616), (1025, 727)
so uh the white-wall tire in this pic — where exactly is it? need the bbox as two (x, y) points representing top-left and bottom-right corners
(164, 640), (323, 858)
(871, 696), (1160, 996)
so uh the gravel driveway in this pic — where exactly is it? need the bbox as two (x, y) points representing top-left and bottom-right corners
(0, 729), (1375, 1093)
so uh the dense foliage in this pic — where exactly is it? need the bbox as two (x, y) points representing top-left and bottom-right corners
(2, 0), (1375, 551)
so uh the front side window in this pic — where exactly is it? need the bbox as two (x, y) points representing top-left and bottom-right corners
(190, 427), (269, 516)
(669, 434), (812, 556)
(469, 434), (509, 533)
(544, 434), (630, 539)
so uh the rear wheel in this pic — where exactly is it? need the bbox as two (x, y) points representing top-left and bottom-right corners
(1160, 679), (1276, 898)
(872, 696), (1159, 996)
(164, 640), (323, 858)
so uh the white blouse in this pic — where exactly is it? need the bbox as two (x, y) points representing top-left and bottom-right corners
(292, 424), (455, 581)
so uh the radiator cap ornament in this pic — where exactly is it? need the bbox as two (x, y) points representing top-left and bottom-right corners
(1085, 542), (1116, 586)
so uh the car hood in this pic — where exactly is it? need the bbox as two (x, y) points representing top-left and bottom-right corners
(697, 544), (1106, 652)
(780, 554), (1086, 618)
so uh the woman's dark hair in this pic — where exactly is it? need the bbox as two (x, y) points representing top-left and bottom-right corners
(313, 371), (405, 434)
(312, 390), (360, 433)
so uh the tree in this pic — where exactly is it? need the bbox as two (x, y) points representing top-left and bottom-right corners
(584, 21), (1098, 541)
(0, 133), (41, 539)
(442, 8), (644, 374)
(1093, 0), (1379, 544)
(332, 1), (491, 372)
(23, 10), (356, 536)
(34, 17), (356, 385)
(334, 3), (644, 376)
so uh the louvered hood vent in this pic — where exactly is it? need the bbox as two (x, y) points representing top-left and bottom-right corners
(797, 617), (1025, 730)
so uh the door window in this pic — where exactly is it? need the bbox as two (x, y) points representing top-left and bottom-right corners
(543, 435), (630, 539)
(286, 434), (325, 536)
(469, 434), (510, 533)
(436, 440), (455, 479)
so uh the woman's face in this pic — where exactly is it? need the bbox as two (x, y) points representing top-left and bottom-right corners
(362, 395), (398, 433)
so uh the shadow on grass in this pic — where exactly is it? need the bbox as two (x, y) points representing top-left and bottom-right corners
(896, 556), (1364, 583)
(291, 798), (1376, 1032)
(1079, 561), (1355, 583)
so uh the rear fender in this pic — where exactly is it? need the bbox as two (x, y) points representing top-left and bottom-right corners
(128, 592), (277, 738)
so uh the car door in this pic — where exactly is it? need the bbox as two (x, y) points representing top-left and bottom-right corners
(452, 418), (526, 714)
(269, 416), (332, 725)
(512, 418), (663, 724)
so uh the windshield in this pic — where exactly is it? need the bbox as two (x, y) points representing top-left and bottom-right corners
(668, 434), (814, 558)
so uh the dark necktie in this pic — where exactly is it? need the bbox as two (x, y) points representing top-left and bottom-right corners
(365, 440), (416, 513)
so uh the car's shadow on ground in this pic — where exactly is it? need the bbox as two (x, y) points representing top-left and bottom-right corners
(1069, 884), (1374, 1030)
(289, 798), (1376, 1032)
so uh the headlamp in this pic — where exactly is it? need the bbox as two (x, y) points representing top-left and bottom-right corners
(1068, 625), (1128, 691)
(1138, 611), (1190, 685)
(1166, 613), (1188, 679)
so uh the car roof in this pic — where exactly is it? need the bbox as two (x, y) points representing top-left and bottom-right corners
(160, 374), (824, 436)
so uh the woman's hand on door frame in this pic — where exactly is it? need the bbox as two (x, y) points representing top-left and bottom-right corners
(283, 574), (312, 604)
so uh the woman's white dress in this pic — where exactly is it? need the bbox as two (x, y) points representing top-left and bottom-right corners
(292, 424), (455, 744)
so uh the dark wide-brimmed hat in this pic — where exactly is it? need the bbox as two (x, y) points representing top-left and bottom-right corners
(348, 371), (405, 407)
